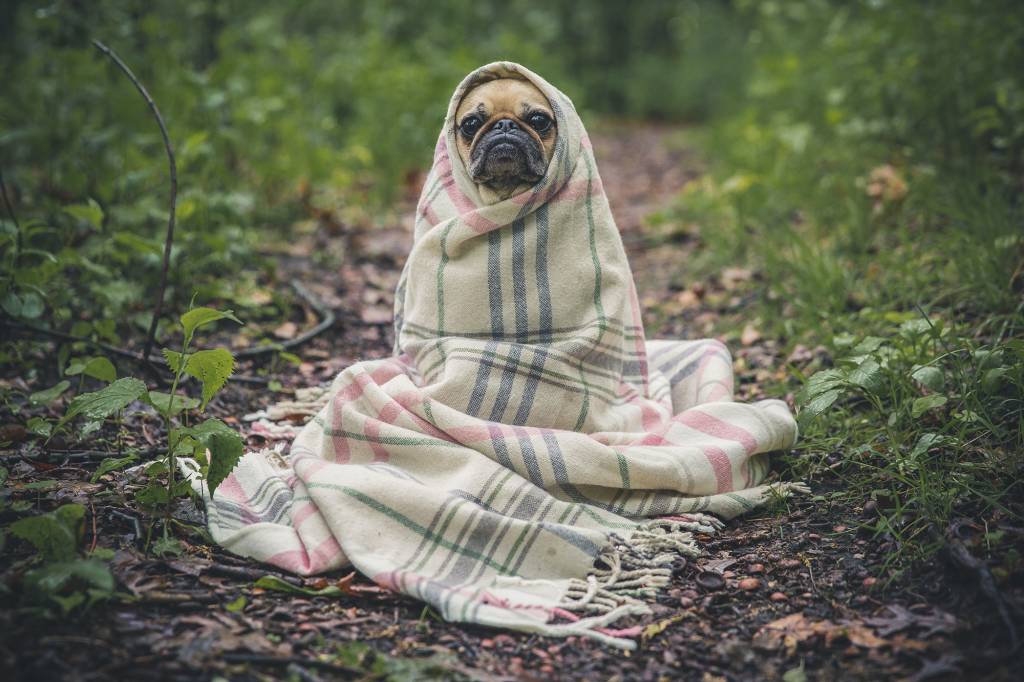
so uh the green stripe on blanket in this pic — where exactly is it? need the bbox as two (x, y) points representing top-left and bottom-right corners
(190, 62), (803, 649)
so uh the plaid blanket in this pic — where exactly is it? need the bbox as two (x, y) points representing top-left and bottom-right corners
(197, 62), (800, 648)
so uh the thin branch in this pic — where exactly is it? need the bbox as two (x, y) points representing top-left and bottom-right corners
(92, 40), (177, 364)
(234, 279), (337, 358)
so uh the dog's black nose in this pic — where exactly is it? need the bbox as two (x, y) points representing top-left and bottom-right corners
(491, 118), (519, 133)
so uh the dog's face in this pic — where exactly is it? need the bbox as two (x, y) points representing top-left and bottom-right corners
(454, 78), (556, 200)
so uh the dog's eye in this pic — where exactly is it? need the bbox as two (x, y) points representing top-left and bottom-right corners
(459, 116), (483, 137)
(527, 112), (552, 133)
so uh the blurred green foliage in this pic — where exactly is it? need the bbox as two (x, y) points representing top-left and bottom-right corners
(671, 0), (1024, 321)
(652, 0), (1023, 567)
(0, 0), (748, 344)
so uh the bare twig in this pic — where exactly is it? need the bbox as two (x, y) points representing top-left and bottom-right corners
(92, 40), (177, 364)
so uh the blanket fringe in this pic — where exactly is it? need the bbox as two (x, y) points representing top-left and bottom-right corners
(553, 512), (729, 648)
(243, 385), (330, 423)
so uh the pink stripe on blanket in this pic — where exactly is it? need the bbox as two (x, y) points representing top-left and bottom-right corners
(703, 444), (734, 493)
(215, 472), (250, 504)
(290, 500), (321, 528)
(679, 409), (758, 453)
(267, 534), (343, 575)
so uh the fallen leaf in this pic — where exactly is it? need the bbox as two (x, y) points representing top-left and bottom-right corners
(361, 306), (393, 325)
(273, 321), (299, 340)
(641, 614), (685, 643)
(741, 324), (762, 346)
(721, 267), (753, 290)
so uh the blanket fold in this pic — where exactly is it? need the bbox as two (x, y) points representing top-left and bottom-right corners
(196, 62), (799, 649)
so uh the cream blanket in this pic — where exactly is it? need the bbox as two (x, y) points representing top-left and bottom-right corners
(199, 62), (799, 648)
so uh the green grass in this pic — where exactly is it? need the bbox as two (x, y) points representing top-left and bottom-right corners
(648, 0), (1024, 573)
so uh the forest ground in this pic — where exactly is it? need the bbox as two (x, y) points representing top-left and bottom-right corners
(1, 123), (1020, 682)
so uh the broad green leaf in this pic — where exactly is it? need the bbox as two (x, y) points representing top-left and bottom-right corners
(29, 380), (70, 406)
(162, 348), (188, 374)
(19, 292), (44, 319)
(61, 377), (146, 425)
(112, 232), (161, 256)
(10, 504), (85, 562)
(981, 367), (1008, 393)
(254, 575), (345, 596)
(50, 592), (85, 613)
(783, 663), (808, 682)
(136, 481), (170, 507)
(847, 359), (885, 395)
(180, 307), (242, 345)
(225, 595), (247, 613)
(911, 365), (944, 392)
(26, 416), (53, 437)
(63, 198), (104, 230)
(1, 291), (22, 317)
(972, 349), (1003, 370)
(146, 391), (200, 417)
(152, 536), (185, 557)
(911, 394), (948, 418)
(899, 318), (933, 338)
(797, 368), (845, 404)
(184, 348), (235, 408)
(26, 558), (114, 596)
(910, 433), (948, 458)
(852, 336), (886, 354)
(799, 388), (842, 421)
(204, 429), (244, 498)
(90, 455), (138, 483)
(65, 356), (116, 383)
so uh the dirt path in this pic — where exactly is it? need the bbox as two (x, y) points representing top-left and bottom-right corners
(2, 123), (1016, 681)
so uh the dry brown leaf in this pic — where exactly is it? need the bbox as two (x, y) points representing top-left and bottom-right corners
(361, 305), (393, 324)
(676, 290), (702, 309)
(741, 324), (762, 346)
(721, 267), (753, 290)
(273, 321), (299, 340)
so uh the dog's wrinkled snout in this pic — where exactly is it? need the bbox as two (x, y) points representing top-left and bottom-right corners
(491, 118), (519, 133)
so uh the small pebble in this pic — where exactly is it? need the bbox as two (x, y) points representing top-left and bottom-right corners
(862, 576), (878, 588)
(680, 596), (695, 608)
(738, 578), (760, 591)
(748, 563), (765, 574)
(770, 592), (788, 602)
(779, 558), (801, 569)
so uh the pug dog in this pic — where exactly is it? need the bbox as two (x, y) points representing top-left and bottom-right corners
(454, 78), (557, 202)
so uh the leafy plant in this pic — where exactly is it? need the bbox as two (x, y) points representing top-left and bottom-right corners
(794, 317), (1023, 567)
(8, 504), (115, 615)
(58, 305), (245, 523)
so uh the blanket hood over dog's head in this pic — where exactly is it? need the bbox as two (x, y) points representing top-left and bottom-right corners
(395, 61), (653, 433)
(444, 62), (585, 208)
